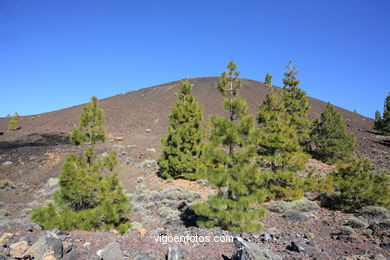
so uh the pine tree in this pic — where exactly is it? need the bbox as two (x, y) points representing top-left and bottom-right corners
(71, 96), (106, 145)
(193, 62), (267, 232)
(32, 97), (131, 234)
(158, 79), (205, 179)
(310, 103), (355, 163)
(8, 112), (19, 131)
(374, 93), (390, 135)
(264, 72), (272, 85)
(280, 61), (311, 146)
(330, 158), (390, 210)
(254, 86), (309, 200)
(375, 110), (381, 121)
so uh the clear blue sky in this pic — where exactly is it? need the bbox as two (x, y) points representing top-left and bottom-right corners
(1, 0), (389, 118)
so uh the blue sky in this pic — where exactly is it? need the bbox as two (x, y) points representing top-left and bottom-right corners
(1, 0), (389, 118)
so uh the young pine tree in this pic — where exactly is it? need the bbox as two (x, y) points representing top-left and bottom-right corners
(330, 158), (390, 210)
(374, 93), (390, 135)
(255, 86), (309, 200)
(8, 112), (19, 131)
(193, 62), (267, 232)
(71, 96), (106, 145)
(158, 79), (204, 179)
(264, 72), (272, 85)
(280, 61), (311, 146)
(32, 97), (131, 234)
(310, 103), (355, 163)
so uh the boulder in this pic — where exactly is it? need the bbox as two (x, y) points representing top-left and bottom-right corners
(9, 241), (29, 259)
(99, 242), (124, 260)
(168, 245), (183, 260)
(232, 237), (282, 260)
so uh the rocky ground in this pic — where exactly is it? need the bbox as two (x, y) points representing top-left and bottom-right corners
(0, 78), (389, 259)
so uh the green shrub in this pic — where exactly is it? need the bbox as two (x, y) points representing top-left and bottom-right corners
(345, 217), (368, 229)
(8, 112), (19, 131)
(330, 159), (390, 210)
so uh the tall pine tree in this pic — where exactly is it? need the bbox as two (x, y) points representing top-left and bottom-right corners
(280, 61), (311, 146)
(32, 97), (131, 234)
(310, 103), (355, 163)
(264, 72), (272, 85)
(193, 62), (267, 232)
(374, 93), (390, 135)
(254, 86), (309, 200)
(158, 79), (204, 179)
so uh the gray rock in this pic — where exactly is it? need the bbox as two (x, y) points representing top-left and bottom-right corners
(286, 240), (320, 256)
(100, 241), (124, 260)
(2, 161), (12, 166)
(127, 144), (136, 149)
(137, 160), (158, 168)
(232, 237), (282, 260)
(146, 148), (156, 153)
(261, 233), (272, 242)
(125, 157), (134, 166)
(25, 235), (63, 259)
(112, 144), (125, 149)
(168, 244), (183, 260)
(145, 129), (152, 133)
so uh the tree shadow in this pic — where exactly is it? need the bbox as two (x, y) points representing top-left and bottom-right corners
(0, 133), (70, 150)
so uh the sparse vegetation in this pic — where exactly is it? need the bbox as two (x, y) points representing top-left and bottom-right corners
(158, 79), (205, 179)
(32, 97), (131, 234)
(8, 112), (19, 131)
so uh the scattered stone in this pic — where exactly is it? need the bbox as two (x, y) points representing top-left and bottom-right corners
(0, 233), (13, 247)
(196, 179), (209, 186)
(146, 148), (156, 152)
(114, 136), (124, 141)
(127, 144), (136, 149)
(168, 244), (184, 260)
(99, 242), (124, 260)
(118, 151), (127, 158)
(112, 144), (125, 149)
(137, 160), (158, 168)
(62, 241), (73, 254)
(232, 236), (282, 260)
(145, 129), (152, 133)
(9, 241), (29, 259)
(124, 157), (134, 165)
(136, 176), (144, 183)
(2, 161), (12, 166)
(83, 242), (92, 248)
(286, 240), (320, 256)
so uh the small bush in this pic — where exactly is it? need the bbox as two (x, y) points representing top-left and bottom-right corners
(335, 226), (355, 236)
(359, 206), (390, 224)
(0, 179), (14, 189)
(266, 198), (319, 213)
(283, 210), (308, 222)
(345, 217), (368, 229)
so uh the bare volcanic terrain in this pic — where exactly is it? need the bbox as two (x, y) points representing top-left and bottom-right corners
(0, 77), (389, 259)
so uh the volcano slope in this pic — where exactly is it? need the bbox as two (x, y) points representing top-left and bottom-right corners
(0, 77), (389, 259)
